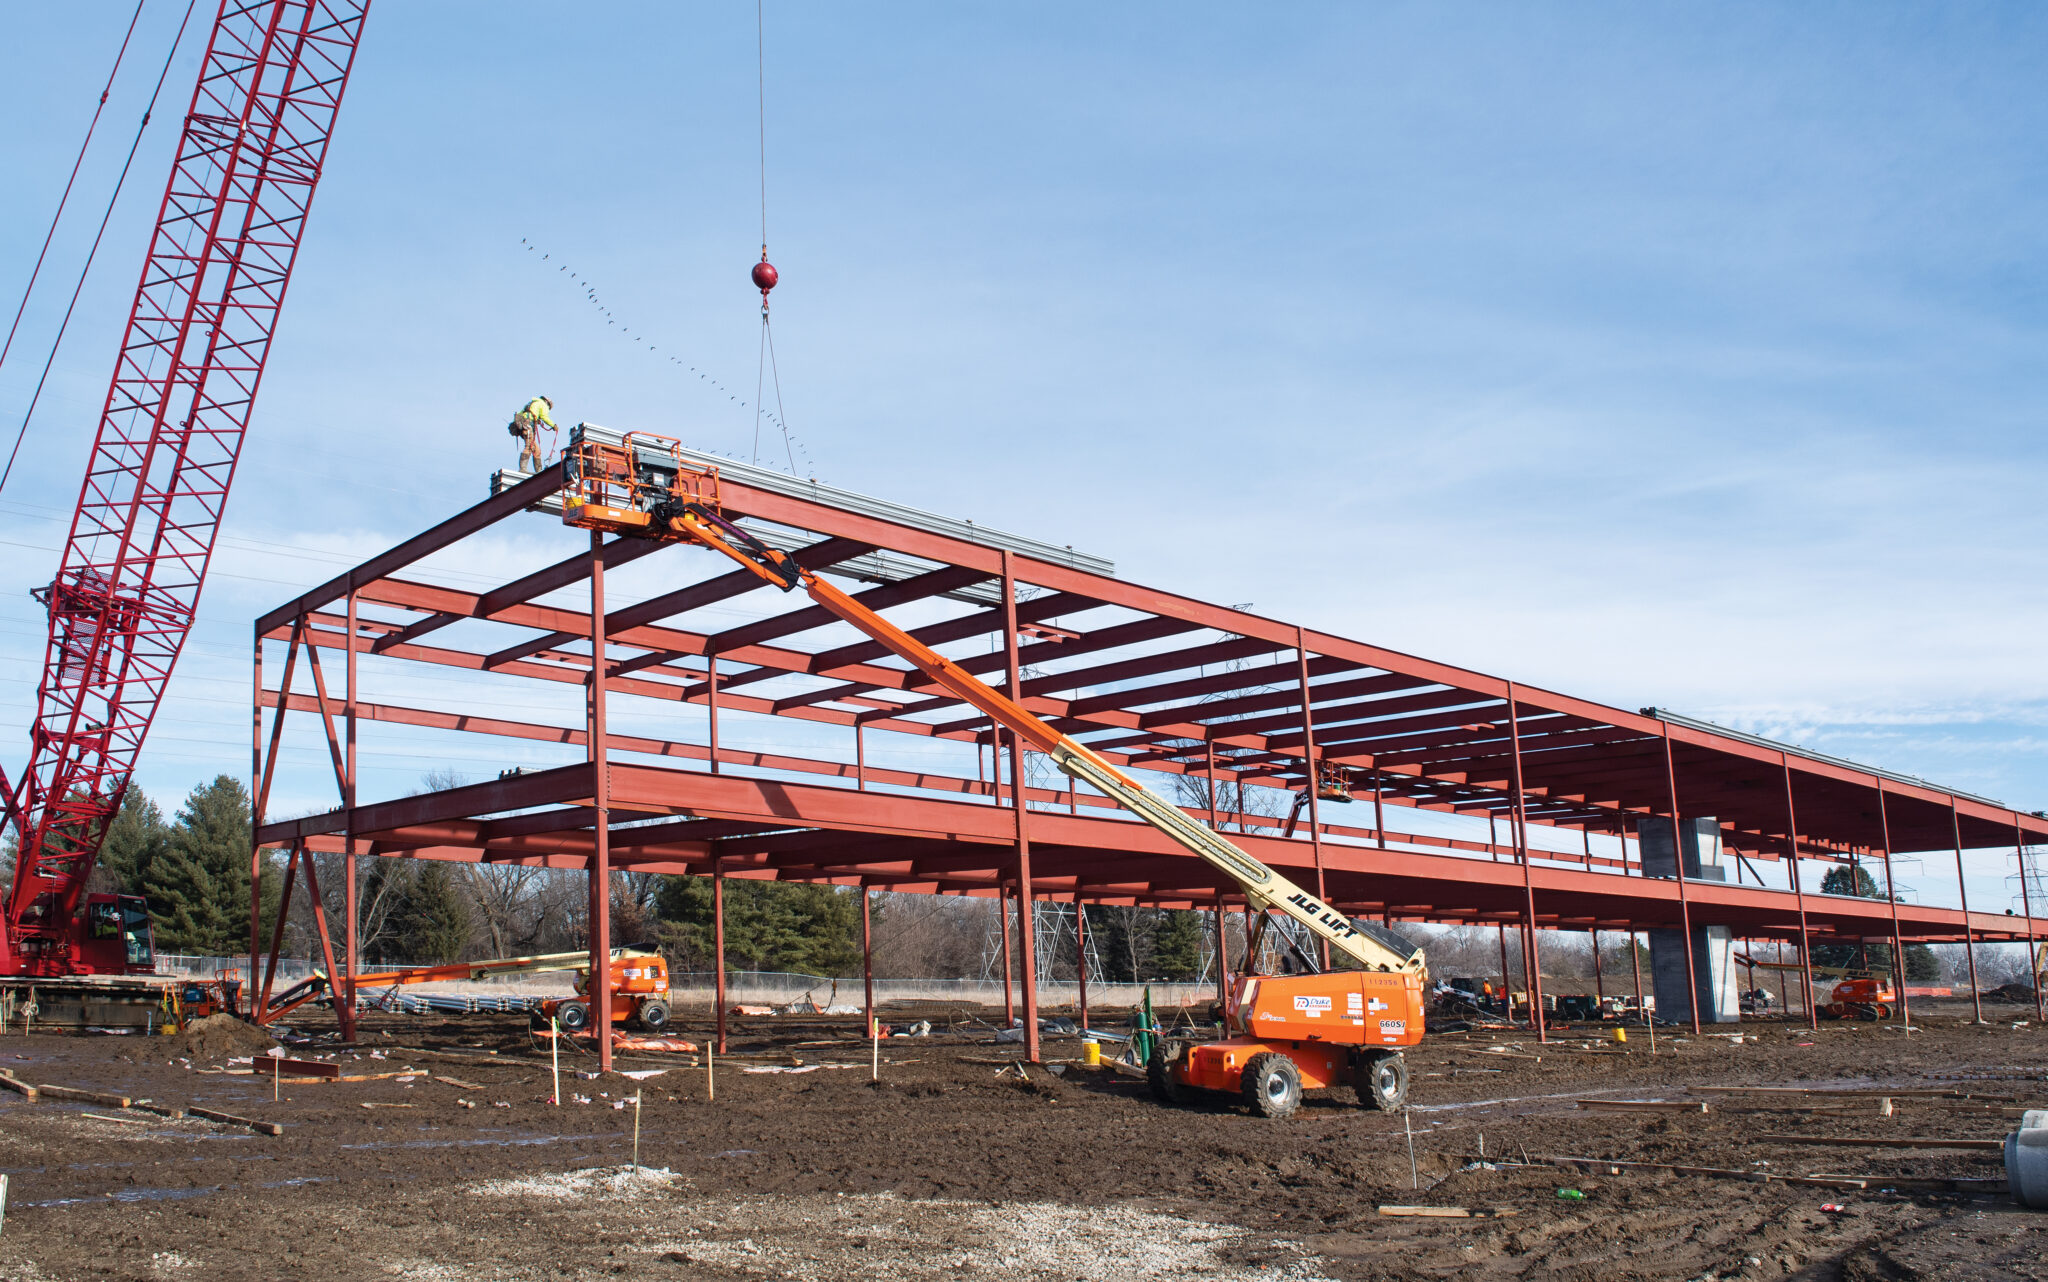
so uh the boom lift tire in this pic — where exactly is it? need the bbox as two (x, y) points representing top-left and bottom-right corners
(1241, 1052), (1303, 1119)
(1353, 1049), (1409, 1112)
(637, 999), (670, 1032)
(1147, 1040), (1189, 1105)
(555, 1000), (592, 1032)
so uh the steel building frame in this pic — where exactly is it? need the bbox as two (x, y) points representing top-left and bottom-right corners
(248, 454), (2048, 1067)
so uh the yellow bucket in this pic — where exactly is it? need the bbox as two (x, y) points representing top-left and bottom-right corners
(1614, 1027), (1627, 1043)
(1082, 1039), (1101, 1066)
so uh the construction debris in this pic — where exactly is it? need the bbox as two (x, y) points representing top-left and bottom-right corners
(189, 1106), (284, 1136)
(35, 1083), (131, 1108)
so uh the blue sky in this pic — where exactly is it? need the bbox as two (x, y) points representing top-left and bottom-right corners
(3, 4), (2046, 913)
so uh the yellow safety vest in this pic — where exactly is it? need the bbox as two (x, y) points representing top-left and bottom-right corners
(520, 398), (556, 429)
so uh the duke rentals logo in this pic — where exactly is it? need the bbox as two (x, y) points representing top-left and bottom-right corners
(1292, 994), (1332, 1013)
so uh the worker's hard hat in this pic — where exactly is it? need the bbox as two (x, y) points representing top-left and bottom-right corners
(541, 396), (554, 407)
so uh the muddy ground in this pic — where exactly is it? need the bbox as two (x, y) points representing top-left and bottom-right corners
(0, 998), (2042, 1281)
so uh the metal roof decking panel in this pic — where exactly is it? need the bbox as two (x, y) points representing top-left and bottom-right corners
(570, 423), (1117, 579)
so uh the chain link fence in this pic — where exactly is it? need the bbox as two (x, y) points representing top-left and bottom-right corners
(152, 956), (1218, 1012)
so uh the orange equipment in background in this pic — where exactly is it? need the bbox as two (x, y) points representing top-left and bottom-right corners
(536, 950), (671, 1033)
(261, 946), (668, 1028)
(1823, 977), (1897, 1021)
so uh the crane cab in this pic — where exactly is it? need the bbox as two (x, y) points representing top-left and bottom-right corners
(74, 894), (156, 975)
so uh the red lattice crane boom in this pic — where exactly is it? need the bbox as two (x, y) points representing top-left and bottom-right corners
(1, 1), (370, 986)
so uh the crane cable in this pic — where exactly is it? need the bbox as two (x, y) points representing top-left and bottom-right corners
(0, 0), (149, 383)
(751, 0), (796, 475)
(0, 0), (202, 500)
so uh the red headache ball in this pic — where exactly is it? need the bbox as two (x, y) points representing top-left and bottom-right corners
(752, 260), (778, 292)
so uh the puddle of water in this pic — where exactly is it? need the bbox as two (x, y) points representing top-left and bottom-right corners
(25, 1186), (220, 1209)
(338, 1133), (592, 1153)
(715, 1149), (760, 1158)
(261, 1177), (334, 1189)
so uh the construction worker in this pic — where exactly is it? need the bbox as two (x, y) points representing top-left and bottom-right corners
(509, 395), (556, 471)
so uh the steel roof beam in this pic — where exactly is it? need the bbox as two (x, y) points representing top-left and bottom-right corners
(704, 563), (991, 656)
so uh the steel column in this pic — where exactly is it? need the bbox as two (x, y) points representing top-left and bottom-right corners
(1778, 753), (1819, 1030)
(1074, 890), (1090, 1033)
(1214, 891), (1229, 1009)
(713, 856), (727, 1054)
(1950, 800), (1982, 1024)
(1496, 925), (1512, 1022)
(2019, 822), (2046, 1022)
(1506, 685), (1546, 1040)
(707, 654), (720, 773)
(1872, 783), (1909, 1030)
(1629, 929), (1644, 1016)
(587, 532), (612, 1072)
(1294, 629), (1328, 968)
(862, 883), (874, 1034)
(998, 884), (1015, 1027)
(1591, 929), (1604, 1003)
(1660, 726), (1703, 1034)
(1000, 551), (1040, 1061)
(1205, 742), (1220, 829)
(341, 582), (358, 1041)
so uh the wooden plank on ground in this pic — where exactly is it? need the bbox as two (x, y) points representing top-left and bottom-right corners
(1537, 1153), (1868, 1189)
(432, 1075), (484, 1090)
(0, 1073), (38, 1102)
(1806, 1173), (2011, 1192)
(1378, 1205), (1517, 1218)
(129, 1103), (184, 1120)
(80, 1112), (149, 1126)
(1758, 1134), (2003, 1150)
(1691, 1086), (1999, 1101)
(36, 1084), (131, 1108)
(189, 1106), (283, 1136)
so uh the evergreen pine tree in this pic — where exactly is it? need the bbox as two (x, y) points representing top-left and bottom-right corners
(94, 786), (170, 895)
(142, 776), (280, 955)
(1903, 942), (1942, 982)
(1083, 906), (1131, 982)
(394, 862), (471, 963)
(1150, 909), (1204, 980)
(1812, 863), (1935, 979)
(653, 876), (860, 975)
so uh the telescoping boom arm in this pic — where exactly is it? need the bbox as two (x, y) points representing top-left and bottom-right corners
(562, 434), (1422, 977)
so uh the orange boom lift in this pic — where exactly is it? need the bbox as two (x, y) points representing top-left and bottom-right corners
(559, 428), (1429, 1118)
(261, 946), (670, 1031)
